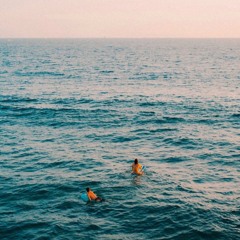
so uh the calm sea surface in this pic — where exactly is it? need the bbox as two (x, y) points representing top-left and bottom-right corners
(0, 39), (239, 240)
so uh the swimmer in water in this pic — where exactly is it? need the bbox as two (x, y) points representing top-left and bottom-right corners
(86, 188), (102, 202)
(131, 158), (144, 175)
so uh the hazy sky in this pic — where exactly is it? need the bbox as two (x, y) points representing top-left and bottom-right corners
(1, 0), (240, 38)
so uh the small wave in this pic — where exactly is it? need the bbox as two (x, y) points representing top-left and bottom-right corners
(84, 224), (101, 231)
(196, 119), (218, 124)
(139, 101), (166, 107)
(0, 70), (8, 74)
(14, 70), (65, 77)
(155, 116), (185, 124)
(112, 136), (139, 143)
(162, 157), (187, 163)
(231, 113), (240, 118)
(139, 111), (155, 116)
(44, 160), (70, 168)
(100, 70), (114, 74)
(41, 138), (55, 143)
(174, 138), (197, 147)
(129, 72), (160, 80)
(0, 105), (37, 117)
(163, 72), (172, 79)
(149, 128), (178, 133)
(53, 98), (93, 105)
(0, 96), (38, 103)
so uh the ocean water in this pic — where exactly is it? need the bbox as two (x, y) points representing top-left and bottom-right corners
(0, 39), (239, 240)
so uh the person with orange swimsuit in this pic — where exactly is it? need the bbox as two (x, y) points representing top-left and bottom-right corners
(86, 188), (102, 202)
(131, 158), (144, 175)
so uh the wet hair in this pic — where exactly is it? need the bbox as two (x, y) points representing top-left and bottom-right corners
(86, 188), (90, 192)
(134, 158), (138, 164)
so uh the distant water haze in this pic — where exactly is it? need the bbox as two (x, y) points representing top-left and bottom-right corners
(0, 0), (240, 38)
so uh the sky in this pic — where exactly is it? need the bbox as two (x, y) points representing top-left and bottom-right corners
(0, 0), (240, 38)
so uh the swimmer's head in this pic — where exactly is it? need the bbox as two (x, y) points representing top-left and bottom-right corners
(86, 187), (90, 192)
(134, 158), (138, 164)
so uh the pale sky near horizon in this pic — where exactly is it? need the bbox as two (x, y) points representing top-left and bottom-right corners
(0, 0), (240, 38)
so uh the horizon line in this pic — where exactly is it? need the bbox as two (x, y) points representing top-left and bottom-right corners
(1, 37), (240, 40)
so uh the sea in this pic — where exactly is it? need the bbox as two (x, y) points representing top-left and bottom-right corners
(0, 39), (239, 240)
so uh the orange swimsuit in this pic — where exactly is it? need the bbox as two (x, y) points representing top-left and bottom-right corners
(87, 191), (97, 200)
(132, 163), (143, 175)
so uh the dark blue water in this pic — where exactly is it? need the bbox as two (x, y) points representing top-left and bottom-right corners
(0, 39), (239, 240)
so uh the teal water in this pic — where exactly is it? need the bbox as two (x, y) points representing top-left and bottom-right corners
(0, 39), (239, 240)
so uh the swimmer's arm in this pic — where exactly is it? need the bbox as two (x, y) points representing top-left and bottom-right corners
(87, 194), (91, 201)
(136, 167), (144, 175)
